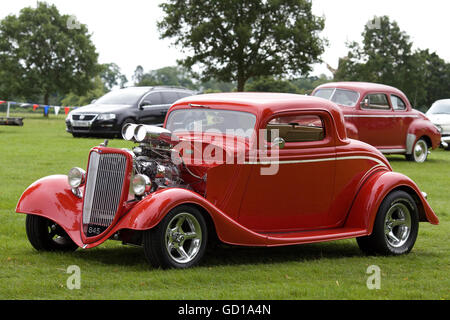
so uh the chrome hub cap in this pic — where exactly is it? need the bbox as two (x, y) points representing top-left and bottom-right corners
(384, 202), (412, 248)
(165, 213), (202, 264)
(413, 140), (427, 163)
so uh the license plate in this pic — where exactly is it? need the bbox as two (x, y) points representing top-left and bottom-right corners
(72, 120), (90, 127)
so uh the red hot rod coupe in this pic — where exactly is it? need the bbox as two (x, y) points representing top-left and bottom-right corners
(16, 93), (439, 268)
(312, 82), (441, 163)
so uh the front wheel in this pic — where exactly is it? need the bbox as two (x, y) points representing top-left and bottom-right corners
(357, 190), (419, 255)
(143, 205), (208, 269)
(25, 215), (78, 252)
(405, 138), (428, 163)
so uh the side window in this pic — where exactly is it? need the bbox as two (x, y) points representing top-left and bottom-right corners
(362, 93), (390, 110)
(143, 92), (163, 106)
(391, 95), (407, 111)
(177, 91), (193, 99)
(266, 115), (325, 143)
(161, 91), (180, 105)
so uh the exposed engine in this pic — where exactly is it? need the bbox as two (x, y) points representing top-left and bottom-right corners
(122, 124), (204, 195)
(133, 146), (184, 192)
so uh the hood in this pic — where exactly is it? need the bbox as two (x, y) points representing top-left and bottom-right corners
(426, 113), (450, 125)
(72, 104), (132, 114)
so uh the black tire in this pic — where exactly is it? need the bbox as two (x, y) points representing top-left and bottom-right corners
(143, 205), (208, 269)
(357, 190), (419, 255)
(25, 215), (78, 252)
(405, 138), (428, 163)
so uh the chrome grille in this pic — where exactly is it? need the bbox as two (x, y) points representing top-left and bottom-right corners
(72, 114), (97, 121)
(83, 152), (127, 231)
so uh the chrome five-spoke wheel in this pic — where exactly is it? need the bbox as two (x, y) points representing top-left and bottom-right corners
(143, 205), (208, 269)
(384, 202), (412, 248)
(165, 212), (203, 264)
(357, 190), (419, 255)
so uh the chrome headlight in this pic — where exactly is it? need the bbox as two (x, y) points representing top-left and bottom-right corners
(97, 113), (116, 121)
(68, 167), (86, 188)
(132, 174), (152, 196)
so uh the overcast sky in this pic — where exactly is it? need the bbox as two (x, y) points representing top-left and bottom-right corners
(1, 0), (449, 82)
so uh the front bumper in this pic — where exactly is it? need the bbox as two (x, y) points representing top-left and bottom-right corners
(441, 135), (450, 148)
(66, 119), (119, 136)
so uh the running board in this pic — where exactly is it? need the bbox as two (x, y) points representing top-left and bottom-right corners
(259, 227), (368, 246)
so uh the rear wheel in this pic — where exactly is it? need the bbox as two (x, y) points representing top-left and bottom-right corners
(25, 215), (78, 252)
(143, 205), (208, 269)
(405, 138), (428, 163)
(357, 190), (419, 255)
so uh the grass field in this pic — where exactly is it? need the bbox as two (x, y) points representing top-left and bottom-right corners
(0, 116), (448, 300)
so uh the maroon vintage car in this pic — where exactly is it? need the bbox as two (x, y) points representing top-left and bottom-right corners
(16, 93), (438, 269)
(312, 82), (441, 162)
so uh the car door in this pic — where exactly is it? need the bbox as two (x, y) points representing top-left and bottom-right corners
(389, 94), (415, 149)
(353, 93), (398, 149)
(238, 110), (337, 233)
(138, 92), (167, 125)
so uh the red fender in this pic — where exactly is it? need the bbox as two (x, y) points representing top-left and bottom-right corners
(16, 175), (85, 247)
(115, 188), (268, 246)
(407, 118), (441, 150)
(16, 175), (268, 248)
(345, 170), (439, 234)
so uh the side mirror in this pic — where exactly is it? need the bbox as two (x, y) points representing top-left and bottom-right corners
(91, 99), (97, 104)
(360, 98), (369, 108)
(140, 100), (152, 109)
(271, 137), (285, 149)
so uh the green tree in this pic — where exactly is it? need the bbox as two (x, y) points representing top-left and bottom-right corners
(335, 16), (414, 85)
(137, 66), (198, 90)
(100, 63), (128, 90)
(0, 2), (99, 107)
(132, 65), (144, 85)
(245, 77), (301, 94)
(158, 0), (326, 92)
(411, 49), (450, 108)
(61, 76), (106, 107)
(335, 16), (450, 109)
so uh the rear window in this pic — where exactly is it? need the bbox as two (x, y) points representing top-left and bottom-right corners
(391, 95), (406, 111)
(266, 115), (325, 143)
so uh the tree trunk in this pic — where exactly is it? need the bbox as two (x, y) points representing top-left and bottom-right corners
(237, 76), (247, 92)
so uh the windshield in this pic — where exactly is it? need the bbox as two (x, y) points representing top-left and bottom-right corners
(166, 109), (257, 138)
(428, 101), (450, 114)
(314, 88), (360, 107)
(95, 88), (149, 105)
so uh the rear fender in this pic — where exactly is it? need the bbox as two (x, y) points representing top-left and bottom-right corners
(407, 119), (441, 151)
(345, 171), (439, 234)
